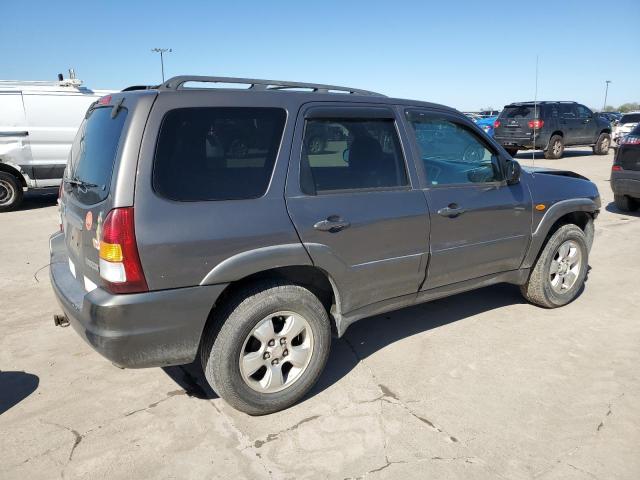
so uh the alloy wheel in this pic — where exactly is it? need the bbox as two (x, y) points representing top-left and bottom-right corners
(549, 240), (582, 293)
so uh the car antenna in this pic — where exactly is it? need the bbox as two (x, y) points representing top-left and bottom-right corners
(532, 55), (539, 174)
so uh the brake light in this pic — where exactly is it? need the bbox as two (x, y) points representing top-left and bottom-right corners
(612, 165), (623, 171)
(528, 119), (544, 129)
(98, 95), (112, 105)
(99, 207), (148, 294)
(493, 120), (501, 128)
(621, 135), (640, 145)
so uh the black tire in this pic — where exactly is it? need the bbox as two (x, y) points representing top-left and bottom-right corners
(520, 224), (589, 308)
(544, 135), (564, 159)
(0, 171), (24, 212)
(614, 194), (638, 212)
(505, 147), (518, 157)
(199, 280), (332, 415)
(592, 133), (611, 155)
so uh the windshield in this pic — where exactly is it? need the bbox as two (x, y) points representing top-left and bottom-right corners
(68, 105), (128, 204)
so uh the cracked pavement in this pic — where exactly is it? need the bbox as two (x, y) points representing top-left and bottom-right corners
(1, 148), (639, 479)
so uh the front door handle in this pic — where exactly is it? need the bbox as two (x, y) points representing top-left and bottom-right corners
(437, 204), (467, 218)
(313, 215), (350, 232)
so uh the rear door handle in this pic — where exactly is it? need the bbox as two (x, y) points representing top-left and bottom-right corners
(437, 205), (467, 218)
(0, 131), (28, 137)
(313, 215), (350, 232)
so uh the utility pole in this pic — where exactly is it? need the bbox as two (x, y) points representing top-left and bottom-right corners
(602, 80), (611, 111)
(151, 48), (172, 82)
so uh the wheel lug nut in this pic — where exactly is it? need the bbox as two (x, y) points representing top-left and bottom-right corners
(263, 352), (270, 359)
(283, 349), (288, 357)
(280, 338), (286, 345)
(268, 339), (275, 347)
(271, 359), (279, 365)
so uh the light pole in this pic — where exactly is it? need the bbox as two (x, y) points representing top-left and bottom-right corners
(151, 48), (172, 82)
(602, 80), (611, 111)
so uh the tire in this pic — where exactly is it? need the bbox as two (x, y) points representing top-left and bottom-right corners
(614, 194), (638, 212)
(0, 171), (24, 212)
(592, 133), (611, 155)
(199, 280), (332, 415)
(505, 147), (518, 157)
(520, 224), (589, 308)
(544, 135), (564, 159)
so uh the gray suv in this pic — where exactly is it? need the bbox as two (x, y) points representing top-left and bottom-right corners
(50, 76), (600, 414)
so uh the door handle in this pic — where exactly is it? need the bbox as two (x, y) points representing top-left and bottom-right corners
(437, 204), (467, 218)
(0, 131), (29, 137)
(313, 215), (350, 232)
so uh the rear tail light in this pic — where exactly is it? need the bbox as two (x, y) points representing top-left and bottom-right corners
(493, 120), (501, 128)
(621, 135), (640, 145)
(612, 165), (623, 171)
(99, 207), (148, 294)
(98, 95), (112, 105)
(528, 119), (544, 129)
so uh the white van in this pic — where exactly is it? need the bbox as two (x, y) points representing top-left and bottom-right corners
(0, 72), (114, 211)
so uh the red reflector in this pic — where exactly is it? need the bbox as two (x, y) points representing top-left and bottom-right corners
(493, 120), (501, 128)
(98, 95), (112, 105)
(612, 165), (623, 171)
(101, 207), (148, 294)
(528, 119), (544, 129)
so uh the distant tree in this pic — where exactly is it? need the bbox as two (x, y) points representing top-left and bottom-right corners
(480, 106), (494, 111)
(619, 102), (640, 113)
(603, 105), (617, 112)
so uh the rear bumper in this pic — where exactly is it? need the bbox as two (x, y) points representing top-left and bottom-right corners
(611, 170), (640, 198)
(49, 232), (228, 368)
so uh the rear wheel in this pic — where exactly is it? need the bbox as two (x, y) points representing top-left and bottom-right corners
(592, 133), (611, 155)
(614, 194), (638, 212)
(0, 172), (24, 212)
(520, 224), (588, 308)
(200, 280), (332, 415)
(544, 135), (564, 159)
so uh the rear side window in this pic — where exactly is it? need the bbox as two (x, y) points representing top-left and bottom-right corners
(69, 106), (128, 204)
(300, 118), (407, 194)
(153, 107), (286, 201)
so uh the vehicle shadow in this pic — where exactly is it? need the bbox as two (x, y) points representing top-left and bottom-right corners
(605, 201), (640, 217)
(163, 283), (534, 406)
(0, 371), (40, 415)
(14, 188), (59, 212)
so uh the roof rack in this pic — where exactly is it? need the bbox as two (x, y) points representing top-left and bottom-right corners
(157, 75), (385, 96)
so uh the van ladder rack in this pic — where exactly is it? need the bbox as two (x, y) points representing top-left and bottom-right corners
(158, 75), (385, 96)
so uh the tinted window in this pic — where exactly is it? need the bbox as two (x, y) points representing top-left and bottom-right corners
(621, 113), (640, 123)
(69, 106), (128, 204)
(409, 116), (503, 186)
(501, 105), (540, 120)
(301, 118), (407, 193)
(153, 108), (286, 201)
(559, 104), (576, 119)
(576, 105), (592, 119)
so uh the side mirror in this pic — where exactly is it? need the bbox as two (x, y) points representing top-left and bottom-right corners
(505, 160), (521, 185)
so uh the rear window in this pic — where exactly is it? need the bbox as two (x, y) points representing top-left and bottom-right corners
(500, 105), (540, 120)
(621, 113), (640, 123)
(153, 107), (286, 201)
(69, 106), (128, 204)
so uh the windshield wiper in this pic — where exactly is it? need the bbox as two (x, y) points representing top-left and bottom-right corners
(63, 176), (104, 191)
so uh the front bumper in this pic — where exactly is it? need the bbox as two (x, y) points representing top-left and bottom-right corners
(49, 232), (228, 368)
(611, 170), (640, 198)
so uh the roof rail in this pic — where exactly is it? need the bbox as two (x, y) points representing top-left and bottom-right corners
(158, 75), (385, 96)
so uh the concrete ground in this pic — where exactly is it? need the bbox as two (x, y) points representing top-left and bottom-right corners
(1, 148), (639, 479)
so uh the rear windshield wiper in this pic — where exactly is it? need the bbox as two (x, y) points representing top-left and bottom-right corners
(63, 176), (104, 191)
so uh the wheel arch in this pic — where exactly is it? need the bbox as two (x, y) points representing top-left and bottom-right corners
(0, 160), (28, 188)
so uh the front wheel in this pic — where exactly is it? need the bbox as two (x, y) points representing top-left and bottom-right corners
(520, 224), (588, 308)
(0, 172), (24, 212)
(200, 281), (332, 415)
(592, 133), (611, 155)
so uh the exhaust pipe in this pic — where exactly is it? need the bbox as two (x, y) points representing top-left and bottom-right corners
(53, 314), (70, 327)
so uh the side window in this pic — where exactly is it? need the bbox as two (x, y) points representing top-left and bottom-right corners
(559, 104), (575, 119)
(408, 116), (503, 186)
(576, 105), (592, 119)
(300, 118), (408, 194)
(153, 107), (286, 201)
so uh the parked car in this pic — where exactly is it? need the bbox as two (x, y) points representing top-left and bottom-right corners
(612, 112), (640, 147)
(611, 123), (640, 211)
(493, 101), (612, 159)
(0, 72), (114, 211)
(475, 115), (498, 137)
(50, 76), (600, 415)
(597, 112), (621, 124)
(478, 110), (500, 118)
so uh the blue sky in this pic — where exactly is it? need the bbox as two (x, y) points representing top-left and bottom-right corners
(2, 0), (638, 111)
